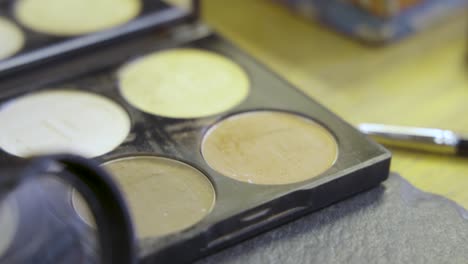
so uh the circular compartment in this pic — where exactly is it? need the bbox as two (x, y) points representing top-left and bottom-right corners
(0, 17), (24, 60)
(118, 48), (250, 118)
(14, 0), (141, 36)
(72, 156), (215, 238)
(202, 111), (338, 185)
(0, 89), (130, 158)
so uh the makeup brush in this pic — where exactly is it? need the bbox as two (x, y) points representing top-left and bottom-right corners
(358, 123), (468, 156)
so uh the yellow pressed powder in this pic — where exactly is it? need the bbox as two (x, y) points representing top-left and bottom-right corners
(0, 17), (24, 60)
(0, 90), (130, 158)
(118, 49), (250, 118)
(202, 111), (338, 185)
(72, 156), (215, 238)
(14, 0), (141, 36)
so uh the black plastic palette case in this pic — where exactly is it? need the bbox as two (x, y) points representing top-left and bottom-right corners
(0, 0), (391, 263)
(0, 0), (195, 76)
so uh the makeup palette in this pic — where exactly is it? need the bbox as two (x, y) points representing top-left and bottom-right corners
(0, 0), (196, 75)
(0, 1), (391, 263)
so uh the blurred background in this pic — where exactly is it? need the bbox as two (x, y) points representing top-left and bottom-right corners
(194, 0), (468, 208)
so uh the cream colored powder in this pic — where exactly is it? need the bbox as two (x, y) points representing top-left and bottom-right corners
(72, 156), (215, 238)
(14, 0), (141, 36)
(118, 49), (250, 118)
(0, 17), (24, 60)
(202, 111), (338, 185)
(0, 90), (130, 158)
(0, 199), (18, 257)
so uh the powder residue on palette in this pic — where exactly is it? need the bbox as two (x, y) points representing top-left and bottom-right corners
(14, 0), (142, 36)
(0, 17), (24, 60)
(118, 48), (250, 118)
(202, 111), (338, 185)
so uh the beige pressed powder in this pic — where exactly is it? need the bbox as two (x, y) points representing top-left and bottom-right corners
(0, 90), (130, 158)
(0, 17), (24, 60)
(72, 156), (215, 238)
(202, 111), (338, 185)
(118, 48), (250, 118)
(14, 0), (141, 36)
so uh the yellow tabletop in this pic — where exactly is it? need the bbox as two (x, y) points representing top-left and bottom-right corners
(201, 0), (468, 209)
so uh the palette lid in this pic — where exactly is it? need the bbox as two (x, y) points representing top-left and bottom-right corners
(0, 0), (200, 78)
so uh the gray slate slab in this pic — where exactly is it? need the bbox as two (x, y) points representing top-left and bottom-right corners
(197, 173), (468, 264)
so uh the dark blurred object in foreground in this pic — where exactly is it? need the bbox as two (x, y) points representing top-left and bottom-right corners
(0, 155), (136, 264)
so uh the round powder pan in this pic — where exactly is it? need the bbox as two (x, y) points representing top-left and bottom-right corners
(0, 17), (25, 60)
(0, 89), (131, 158)
(14, 0), (142, 37)
(117, 48), (250, 119)
(72, 155), (216, 238)
(201, 110), (339, 185)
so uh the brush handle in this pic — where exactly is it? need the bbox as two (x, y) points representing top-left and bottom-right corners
(358, 123), (468, 156)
